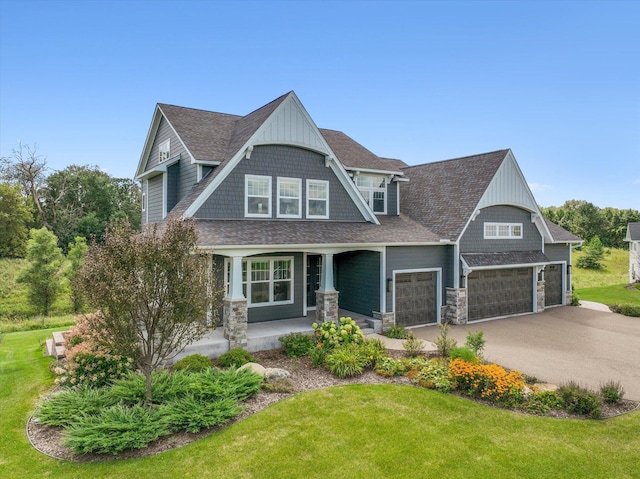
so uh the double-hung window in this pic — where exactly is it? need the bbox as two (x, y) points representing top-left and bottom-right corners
(225, 257), (293, 306)
(245, 175), (271, 217)
(484, 222), (523, 239)
(356, 174), (386, 214)
(307, 180), (329, 219)
(277, 177), (301, 218)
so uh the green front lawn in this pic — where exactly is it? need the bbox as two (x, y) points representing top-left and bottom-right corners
(577, 284), (640, 306)
(1, 329), (640, 478)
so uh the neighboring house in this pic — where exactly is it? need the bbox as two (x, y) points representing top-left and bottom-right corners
(625, 223), (640, 283)
(135, 91), (581, 349)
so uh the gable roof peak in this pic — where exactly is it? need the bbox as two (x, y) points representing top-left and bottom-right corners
(404, 149), (511, 170)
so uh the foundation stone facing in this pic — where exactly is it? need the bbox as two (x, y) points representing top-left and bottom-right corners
(373, 311), (395, 332)
(446, 287), (468, 325)
(537, 280), (546, 312)
(315, 291), (340, 324)
(223, 298), (248, 349)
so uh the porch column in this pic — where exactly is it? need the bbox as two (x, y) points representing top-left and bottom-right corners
(316, 253), (339, 324)
(446, 287), (468, 325)
(224, 256), (248, 349)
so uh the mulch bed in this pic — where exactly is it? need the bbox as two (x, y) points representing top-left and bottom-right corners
(28, 349), (639, 462)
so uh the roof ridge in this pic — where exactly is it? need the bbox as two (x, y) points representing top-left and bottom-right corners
(403, 149), (510, 169)
(158, 103), (241, 119)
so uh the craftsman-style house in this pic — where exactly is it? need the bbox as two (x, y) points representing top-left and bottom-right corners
(135, 91), (581, 350)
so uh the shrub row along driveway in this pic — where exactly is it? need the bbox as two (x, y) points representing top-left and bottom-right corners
(412, 306), (640, 401)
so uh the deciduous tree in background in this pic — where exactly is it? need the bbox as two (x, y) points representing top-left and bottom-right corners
(17, 227), (64, 315)
(65, 236), (88, 313)
(76, 219), (222, 406)
(0, 183), (33, 258)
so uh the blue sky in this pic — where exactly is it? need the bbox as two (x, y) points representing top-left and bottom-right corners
(1, 0), (638, 209)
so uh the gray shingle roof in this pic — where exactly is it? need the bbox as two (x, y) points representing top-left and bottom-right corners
(462, 251), (550, 268)
(320, 129), (404, 173)
(194, 215), (441, 247)
(543, 218), (582, 243)
(627, 222), (640, 241)
(401, 150), (510, 240)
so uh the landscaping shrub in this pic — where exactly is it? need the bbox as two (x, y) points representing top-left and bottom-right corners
(464, 331), (485, 358)
(434, 322), (457, 358)
(403, 331), (424, 358)
(359, 338), (386, 367)
(172, 354), (213, 373)
(312, 317), (364, 350)
(526, 391), (564, 415)
(308, 344), (327, 367)
(558, 382), (603, 419)
(35, 386), (119, 427)
(610, 304), (640, 317)
(374, 357), (407, 377)
(278, 332), (315, 357)
(449, 346), (478, 363)
(448, 359), (525, 406)
(325, 344), (367, 378)
(411, 358), (452, 392)
(600, 380), (625, 404)
(262, 378), (296, 393)
(161, 396), (241, 433)
(385, 325), (406, 339)
(57, 351), (133, 389)
(195, 367), (263, 402)
(63, 404), (170, 455)
(217, 348), (255, 368)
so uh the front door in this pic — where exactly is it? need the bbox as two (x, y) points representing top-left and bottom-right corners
(306, 255), (322, 309)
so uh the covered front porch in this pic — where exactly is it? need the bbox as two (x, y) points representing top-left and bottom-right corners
(175, 309), (380, 362)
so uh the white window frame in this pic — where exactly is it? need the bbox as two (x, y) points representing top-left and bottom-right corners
(245, 175), (272, 217)
(306, 179), (329, 219)
(141, 180), (147, 213)
(356, 174), (387, 214)
(277, 177), (302, 218)
(224, 256), (294, 307)
(159, 139), (170, 163)
(484, 222), (523, 239)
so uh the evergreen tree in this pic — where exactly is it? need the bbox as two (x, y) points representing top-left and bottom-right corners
(576, 236), (605, 270)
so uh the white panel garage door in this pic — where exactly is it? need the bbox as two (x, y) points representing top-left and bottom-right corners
(395, 271), (437, 326)
(467, 268), (533, 321)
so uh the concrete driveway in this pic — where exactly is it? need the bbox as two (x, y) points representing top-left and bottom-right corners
(411, 305), (640, 401)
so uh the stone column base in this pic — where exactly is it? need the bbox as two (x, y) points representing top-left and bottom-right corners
(316, 291), (339, 324)
(537, 280), (545, 313)
(446, 287), (467, 325)
(373, 311), (395, 332)
(223, 298), (248, 350)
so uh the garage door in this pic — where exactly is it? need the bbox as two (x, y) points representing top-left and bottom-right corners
(545, 264), (563, 307)
(468, 268), (533, 321)
(395, 271), (437, 326)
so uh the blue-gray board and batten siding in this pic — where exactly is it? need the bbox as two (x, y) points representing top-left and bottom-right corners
(194, 145), (367, 222)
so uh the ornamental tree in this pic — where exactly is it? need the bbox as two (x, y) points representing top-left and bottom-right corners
(76, 219), (222, 405)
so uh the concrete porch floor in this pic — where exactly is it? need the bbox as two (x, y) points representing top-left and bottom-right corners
(175, 309), (377, 362)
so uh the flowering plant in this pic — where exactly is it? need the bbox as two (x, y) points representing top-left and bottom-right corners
(448, 358), (525, 405)
(312, 317), (364, 350)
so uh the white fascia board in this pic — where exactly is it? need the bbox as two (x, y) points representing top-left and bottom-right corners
(197, 242), (447, 256)
(345, 167), (405, 177)
(135, 105), (163, 179)
(192, 159), (221, 166)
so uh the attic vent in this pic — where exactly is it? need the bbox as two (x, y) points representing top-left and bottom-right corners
(159, 139), (170, 163)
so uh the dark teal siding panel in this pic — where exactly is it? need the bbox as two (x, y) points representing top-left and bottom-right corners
(147, 175), (163, 222)
(335, 251), (380, 316)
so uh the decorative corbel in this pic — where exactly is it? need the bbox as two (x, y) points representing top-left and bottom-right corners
(471, 209), (481, 221)
(531, 212), (539, 223)
(324, 155), (334, 167)
(245, 146), (254, 159)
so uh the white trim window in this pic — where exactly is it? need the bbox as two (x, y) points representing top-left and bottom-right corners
(356, 174), (386, 214)
(484, 222), (523, 239)
(245, 175), (271, 217)
(277, 177), (302, 218)
(225, 257), (294, 306)
(141, 180), (147, 212)
(159, 139), (170, 163)
(306, 180), (329, 219)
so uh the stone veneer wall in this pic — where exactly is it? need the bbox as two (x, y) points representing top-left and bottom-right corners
(373, 311), (395, 332)
(316, 291), (339, 324)
(537, 281), (545, 313)
(223, 298), (248, 349)
(446, 288), (467, 324)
